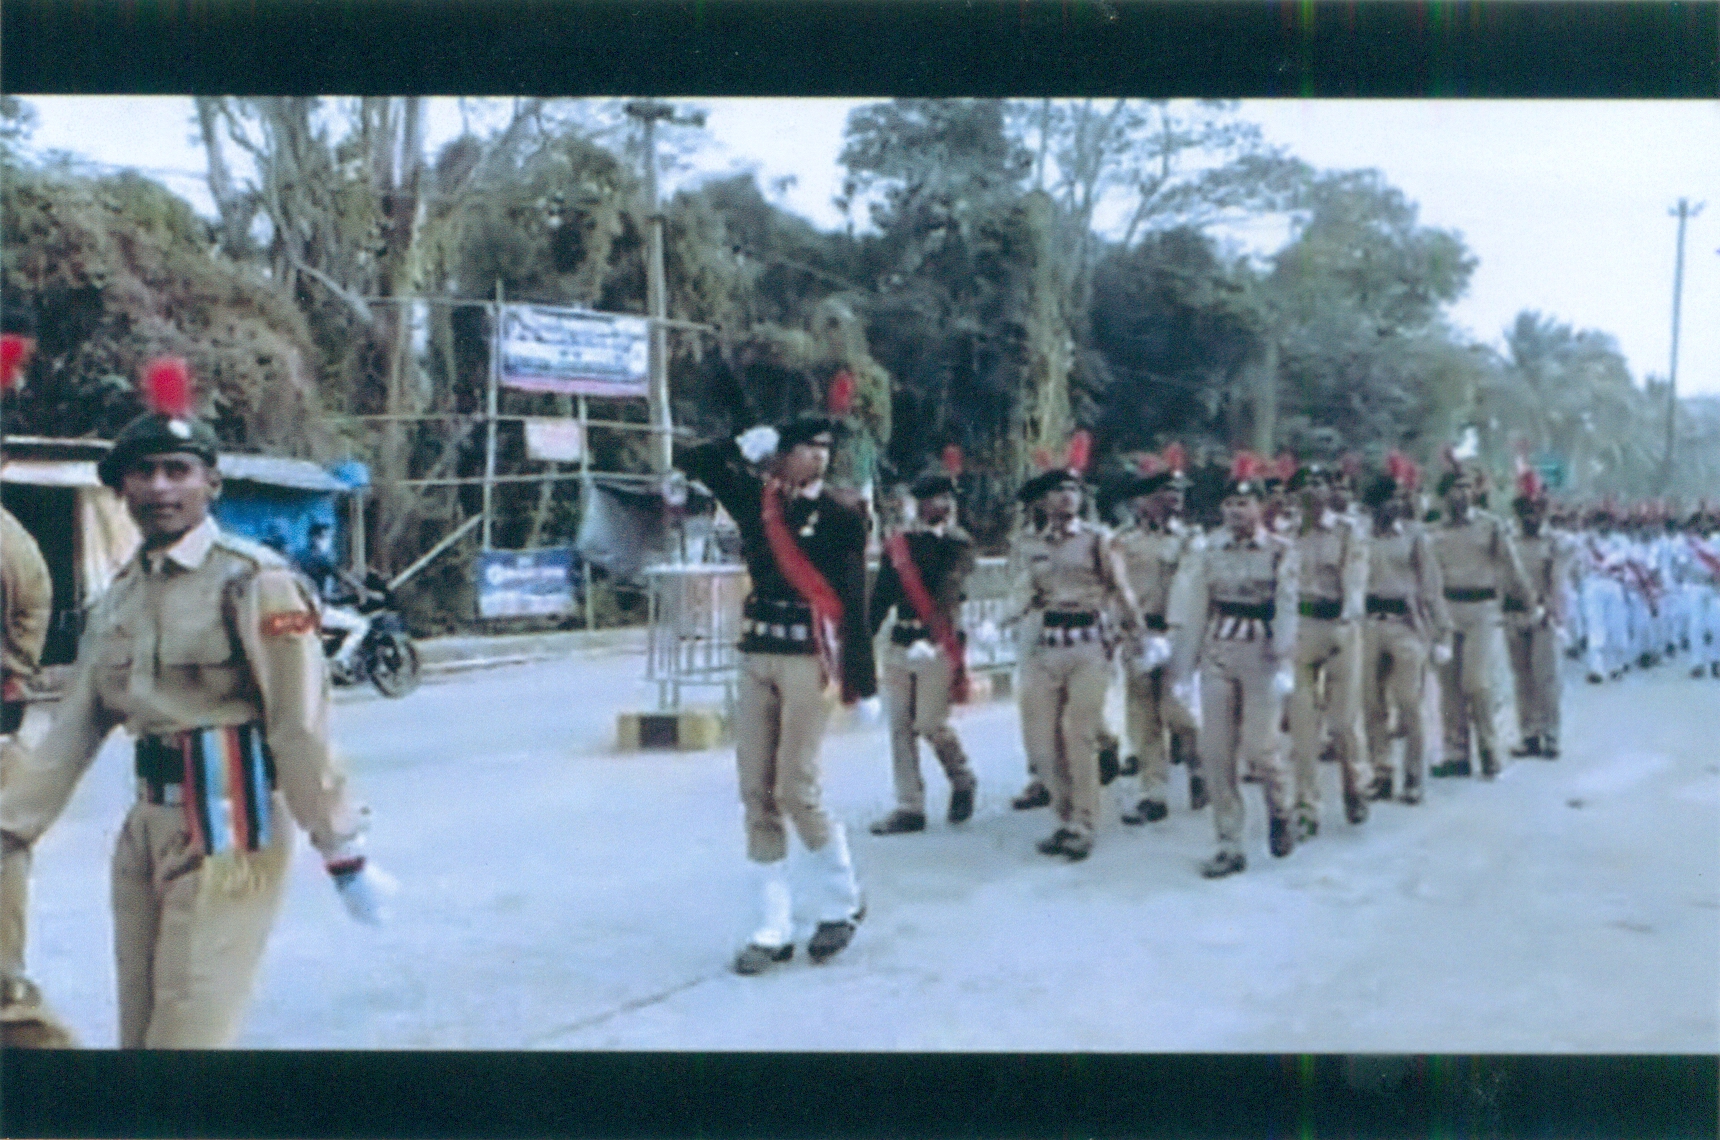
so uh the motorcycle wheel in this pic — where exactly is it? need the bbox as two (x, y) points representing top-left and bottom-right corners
(368, 632), (421, 698)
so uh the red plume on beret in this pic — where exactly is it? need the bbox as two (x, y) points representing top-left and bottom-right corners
(1161, 441), (1187, 475)
(826, 369), (855, 417)
(1, 334), (34, 392)
(1135, 452), (1168, 476)
(1065, 429), (1092, 475)
(1229, 451), (1268, 483)
(1515, 466), (1544, 503)
(1273, 451), (1299, 483)
(1386, 450), (1419, 491)
(940, 444), (964, 477)
(144, 356), (195, 419)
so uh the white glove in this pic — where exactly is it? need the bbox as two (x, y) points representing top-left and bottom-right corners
(1137, 635), (1172, 672)
(1432, 641), (1453, 665)
(736, 425), (780, 465)
(331, 861), (398, 925)
(972, 619), (1000, 647)
(856, 695), (884, 724)
(904, 639), (939, 662)
(1171, 676), (1198, 715)
(1273, 666), (1295, 698)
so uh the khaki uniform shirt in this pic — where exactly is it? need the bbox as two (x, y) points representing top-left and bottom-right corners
(0, 518), (365, 858)
(1005, 519), (1143, 636)
(1432, 511), (1530, 598)
(1112, 520), (1200, 620)
(1168, 528), (1300, 670)
(1509, 531), (1572, 624)
(1, 507), (52, 683)
(1295, 513), (1369, 619)
(1367, 520), (1453, 640)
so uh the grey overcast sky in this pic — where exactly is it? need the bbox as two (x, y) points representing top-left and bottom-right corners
(21, 96), (1720, 397)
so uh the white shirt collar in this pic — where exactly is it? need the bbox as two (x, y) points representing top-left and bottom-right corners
(145, 516), (218, 574)
(796, 479), (824, 501)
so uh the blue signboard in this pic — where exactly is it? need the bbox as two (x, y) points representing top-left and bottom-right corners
(476, 548), (577, 618)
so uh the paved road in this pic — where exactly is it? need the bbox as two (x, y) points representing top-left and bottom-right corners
(20, 648), (1720, 1050)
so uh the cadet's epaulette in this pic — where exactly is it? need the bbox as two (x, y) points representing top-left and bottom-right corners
(211, 531), (290, 571)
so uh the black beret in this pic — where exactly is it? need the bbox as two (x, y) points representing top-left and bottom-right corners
(1124, 471), (1175, 498)
(1361, 473), (1400, 508)
(1222, 476), (1269, 500)
(776, 416), (844, 452)
(1017, 468), (1083, 505)
(97, 412), (221, 490)
(909, 472), (956, 500)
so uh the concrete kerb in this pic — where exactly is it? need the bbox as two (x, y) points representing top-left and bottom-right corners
(418, 626), (649, 676)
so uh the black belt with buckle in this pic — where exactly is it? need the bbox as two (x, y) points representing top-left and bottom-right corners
(1212, 600), (1275, 621)
(1042, 610), (1098, 629)
(1144, 613), (1168, 632)
(1299, 598), (1343, 620)
(1502, 597), (1529, 614)
(1365, 596), (1410, 617)
(1445, 587), (1497, 603)
(891, 621), (933, 646)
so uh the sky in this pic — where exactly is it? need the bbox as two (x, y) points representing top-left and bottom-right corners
(19, 96), (1720, 397)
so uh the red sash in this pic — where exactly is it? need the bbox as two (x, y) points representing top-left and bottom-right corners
(1691, 540), (1720, 581)
(885, 531), (969, 704)
(760, 481), (855, 703)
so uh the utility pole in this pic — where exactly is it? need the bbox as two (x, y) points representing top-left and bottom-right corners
(624, 100), (705, 474)
(1664, 198), (1704, 491)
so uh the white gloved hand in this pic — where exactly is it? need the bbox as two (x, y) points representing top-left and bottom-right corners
(331, 861), (398, 926)
(736, 425), (780, 465)
(1137, 635), (1173, 672)
(904, 639), (939, 662)
(1273, 666), (1295, 698)
(972, 619), (1000, 647)
(857, 695), (884, 725)
(1171, 676), (1197, 713)
(1432, 641), (1453, 665)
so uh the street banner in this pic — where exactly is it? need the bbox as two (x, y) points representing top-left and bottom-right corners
(500, 305), (649, 398)
(524, 418), (586, 462)
(476, 548), (577, 618)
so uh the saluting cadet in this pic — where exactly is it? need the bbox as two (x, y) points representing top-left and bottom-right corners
(1109, 447), (1206, 824)
(1284, 461), (1372, 838)
(1002, 462), (1145, 862)
(1168, 453), (1301, 878)
(0, 359), (390, 1048)
(1505, 468), (1571, 759)
(678, 416), (875, 974)
(867, 467), (979, 835)
(1359, 457), (1452, 804)
(1428, 461), (1531, 780)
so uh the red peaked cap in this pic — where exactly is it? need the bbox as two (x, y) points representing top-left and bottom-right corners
(940, 444), (963, 477)
(144, 356), (195, 418)
(1, 334), (34, 392)
(826, 370), (855, 417)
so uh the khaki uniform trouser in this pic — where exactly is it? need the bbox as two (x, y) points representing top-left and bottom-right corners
(882, 643), (975, 814)
(1199, 637), (1292, 855)
(735, 652), (837, 863)
(1288, 618), (1369, 817)
(1018, 641), (1113, 840)
(112, 795), (292, 1048)
(1506, 616), (1561, 744)
(1362, 616), (1430, 791)
(1439, 599), (1508, 761)
(2, 735), (30, 978)
(1123, 660), (1200, 802)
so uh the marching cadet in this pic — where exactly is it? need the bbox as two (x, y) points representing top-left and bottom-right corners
(678, 416), (874, 974)
(1168, 454), (1301, 878)
(1, 311), (76, 1048)
(1359, 456), (1452, 804)
(867, 468), (979, 835)
(1284, 462), (1372, 838)
(1428, 461), (1530, 780)
(1109, 450), (1206, 825)
(1506, 469), (1570, 759)
(1002, 463), (1145, 861)
(0, 359), (391, 1048)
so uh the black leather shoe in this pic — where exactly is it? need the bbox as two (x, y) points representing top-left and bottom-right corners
(1368, 774), (1393, 802)
(1479, 749), (1500, 780)
(1541, 740), (1559, 759)
(869, 810), (927, 835)
(1036, 828), (1076, 856)
(1344, 787), (1369, 825)
(1188, 776), (1209, 812)
(1294, 814), (1318, 842)
(1119, 753), (1140, 777)
(1398, 782), (1424, 805)
(1201, 851), (1246, 878)
(1012, 782), (1051, 810)
(732, 943), (793, 975)
(1098, 742), (1120, 786)
(1510, 737), (1541, 758)
(1429, 758), (1472, 778)
(1121, 799), (1168, 825)
(807, 920), (858, 964)
(1269, 816), (1295, 858)
(1060, 833), (1092, 861)
(948, 786), (975, 824)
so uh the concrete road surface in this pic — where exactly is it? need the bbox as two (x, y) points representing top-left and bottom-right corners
(18, 648), (1719, 1051)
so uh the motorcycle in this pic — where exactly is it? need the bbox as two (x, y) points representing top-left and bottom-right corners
(322, 571), (422, 699)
